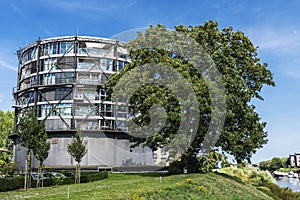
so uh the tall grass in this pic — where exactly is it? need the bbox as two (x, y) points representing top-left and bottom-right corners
(219, 166), (275, 186)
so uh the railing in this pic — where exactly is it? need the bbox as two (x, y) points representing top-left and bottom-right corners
(78, 48), (114, 57)
(76, 79), (101, 85)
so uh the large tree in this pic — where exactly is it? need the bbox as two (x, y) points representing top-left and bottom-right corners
(106, 21), (275, 163)
(175, 22), (274, 162)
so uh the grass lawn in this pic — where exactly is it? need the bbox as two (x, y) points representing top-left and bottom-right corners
(0, 173), (272, 199)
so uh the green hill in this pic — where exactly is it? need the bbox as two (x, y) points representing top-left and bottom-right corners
(1, 173), (272, 199)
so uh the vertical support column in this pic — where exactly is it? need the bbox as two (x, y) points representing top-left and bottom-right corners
(14, 48), (22, 132)
(114, 41), (118, 130)
(34, 37), (41, 117)
(72, 37), (78, 130)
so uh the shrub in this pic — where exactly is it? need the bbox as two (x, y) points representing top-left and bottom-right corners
(257, 186), (272, 197)
(168, 160), (184, 174)
(261, 182), (299, 200)
(0, 171), (108, 192)
(0, 175), (24, 192)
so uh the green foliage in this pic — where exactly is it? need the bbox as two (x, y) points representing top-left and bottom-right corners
(0, 176), (24, 192)
(218, 166), (300, 199)
(0, 162), (19, 176)
(168, 160), (185, 174)
(259, 157), (288, 172)
(131, 178), (208, 200)
(261, 182), (300, 200)
(257, 186), (274, 199)
(0, 173), (273, 199)
(168, 150), (229, 174)
(106, 21), (274, 163)
(32, 120), (50, 167)
(17, 113), (50, 189)
(198, 150), (229, 173)
(0, 110), (14, 173)
(18, 113), (50, 169)
(67, 128), (87, 184)
(0, 172), (108, 192)
(67, 128), (87, 164)
(176, 22), (275, 163)
(219, 166), (275, 186)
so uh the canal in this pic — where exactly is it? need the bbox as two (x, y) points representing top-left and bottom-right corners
(276, 177), (300, 192)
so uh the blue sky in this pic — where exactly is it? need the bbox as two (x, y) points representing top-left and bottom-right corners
(0, 0), (299, 163)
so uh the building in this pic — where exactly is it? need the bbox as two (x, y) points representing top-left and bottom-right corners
(153, 147), (170, 166)
(11, 36), (153, 169)
(289, 153), (300, 167)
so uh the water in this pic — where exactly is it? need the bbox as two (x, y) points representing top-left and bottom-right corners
(276, 177), (300, 192)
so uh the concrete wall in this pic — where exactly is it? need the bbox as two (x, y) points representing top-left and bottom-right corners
(14, 131), (153, 169)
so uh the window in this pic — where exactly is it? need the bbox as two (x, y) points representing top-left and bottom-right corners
(31, 62), (37, 73)
(43, 58), (57, 71)
(41, 103), (72, 117)
(76, 105), (88, 116)
(43, 43), (58, 56)
(56, 72), (73, 84)
(59, 42), (73, 54)
(21, 47), (37, 63)
(55, 87), (72, 100)
(42, 73), (55, 85)
(80, 89), (98, 100)
(100, 59), (113, 71)
(30, 76), (36, 85)
(118, 61), (128, 72)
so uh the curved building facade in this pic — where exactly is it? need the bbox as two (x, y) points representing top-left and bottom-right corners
(12, 36), (153, 169)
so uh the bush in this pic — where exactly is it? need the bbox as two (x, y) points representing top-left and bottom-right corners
(80, 171), (108, 183)
(0, 171), (108, 192)
(261, 182), (300, 200)
(168, 160), (185, 174)
(0, 175), (24, 192)
(257, 186), (272, 196)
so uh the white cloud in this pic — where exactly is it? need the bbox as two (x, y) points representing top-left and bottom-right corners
(246, 26), (300, 52)
(37, 0), (136, 12)
(0, 59), (17, 72)
(245, 26), (300, 79)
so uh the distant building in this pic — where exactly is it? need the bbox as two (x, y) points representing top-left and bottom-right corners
(153, 148), (170, 166)
(11, 36), (154, 170)
(289, 153), (300, 167)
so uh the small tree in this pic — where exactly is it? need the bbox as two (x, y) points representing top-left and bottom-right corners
(32, 120), (50, 187)
(67, 128), (87, 184)
(18, 113), (45, 189)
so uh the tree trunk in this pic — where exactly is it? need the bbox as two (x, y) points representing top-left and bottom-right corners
(75, 163), (81, 184)
(236, 157), (242, 164)
(36, 164), (43, 188)
(24, 151), (31, 190)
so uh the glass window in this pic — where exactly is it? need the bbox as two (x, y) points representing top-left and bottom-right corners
(41, 103), (72, 117)
(59, 42), (73, 54)
(55, 87), (72, 100)
(30, 76), (36, 85)
(100, 59), (113, 71)
(43, 58), (57, 71)
(55, 72), (73, 84)
(43, 43), (58, 56)
(43, 73), (56, 85)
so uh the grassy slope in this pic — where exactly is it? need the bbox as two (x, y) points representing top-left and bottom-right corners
(0, 173), (272, 200)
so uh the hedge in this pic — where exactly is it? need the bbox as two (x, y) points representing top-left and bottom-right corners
(0, 176), (24, 192)
(0, 171), (108, 192)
